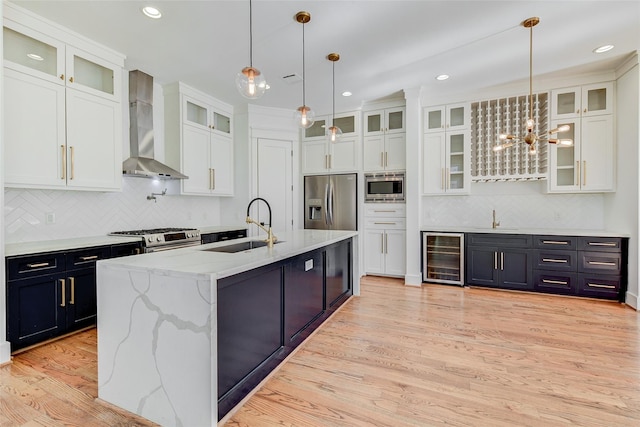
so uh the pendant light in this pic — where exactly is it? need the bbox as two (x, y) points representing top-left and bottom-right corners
(236, 0), (266, 99)
(493, 17), (572, 154)
(294, 11), (315, 129)
(326, 53), (343, 143)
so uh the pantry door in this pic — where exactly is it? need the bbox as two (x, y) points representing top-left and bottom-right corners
(256, 138), (293, 234)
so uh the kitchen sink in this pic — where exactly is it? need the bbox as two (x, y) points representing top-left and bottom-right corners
(203, 240), (281, 253)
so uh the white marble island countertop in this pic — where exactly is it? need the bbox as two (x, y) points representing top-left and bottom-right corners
(420, 226), (630, 238)
(98, 229), (358, 279)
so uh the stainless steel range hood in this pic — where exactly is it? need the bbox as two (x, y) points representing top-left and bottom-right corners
(123, 70), (188, 180)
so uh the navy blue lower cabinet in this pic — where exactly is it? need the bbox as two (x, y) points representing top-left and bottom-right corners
(64, 267), (98, 331)
(217, 263), (284, 416)
(7, 273), (67, 350)
(533, 270), (578, 295)
(325, 239), (352, 308)
(284, 250), (324, 346)
(466, 242), (532, 290)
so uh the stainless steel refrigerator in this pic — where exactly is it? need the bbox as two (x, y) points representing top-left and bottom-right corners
(304, 173), (357, 231)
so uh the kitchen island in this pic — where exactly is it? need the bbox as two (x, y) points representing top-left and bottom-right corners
(96, 229), (358, 426)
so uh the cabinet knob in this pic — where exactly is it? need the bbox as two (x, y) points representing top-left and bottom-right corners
(69, 76), (74, 83)
(59, 74), (64, 80)
(584, 108), (587, 113)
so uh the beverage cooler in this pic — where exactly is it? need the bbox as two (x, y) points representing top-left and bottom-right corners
(422, 232), (464, 286)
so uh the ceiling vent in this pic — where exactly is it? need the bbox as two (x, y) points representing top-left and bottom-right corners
(281, 73), (303, 84)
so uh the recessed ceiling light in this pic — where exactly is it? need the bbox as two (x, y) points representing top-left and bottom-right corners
(342, 91), (352, 97)
(142, 6), (162, 19)
(27, 53), (44, 61)
(436, 74), (450, 81)
(593, 44), (614, 54)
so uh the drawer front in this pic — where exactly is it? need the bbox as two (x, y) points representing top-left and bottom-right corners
(579, 251), (621, 274)
(533, 270), (577, 295)
(465, 233), (532, 248)
(365, 217), (406, 230)
(578, 274), (620, 299)
(66, 246), (111, 270)
(533, 235), (577, 250)
(534, 249), (577, 271)
(111, 242), (143, 258)
(364, 204), (406, 218)
(577, 237), (622, 252)
(7, 252), (66, 281)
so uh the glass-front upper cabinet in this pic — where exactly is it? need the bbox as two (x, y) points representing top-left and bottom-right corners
(183, 95), (232, 136)
(3, 24), (64, 83)
(551, 82), (613, 119)
(424, 103), (468, 133)
(3, 23), (120, 100)
(364, 107), (405, 136)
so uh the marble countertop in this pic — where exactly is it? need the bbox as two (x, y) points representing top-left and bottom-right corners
(198, 225), (247, 234)
(5, 235), (144, 257)
(98, 229), (357, 280)
(420, 226), (630, 238)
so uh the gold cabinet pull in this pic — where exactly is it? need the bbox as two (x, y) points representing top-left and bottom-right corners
(380, 152), (384, 167)
(79, 255), (98, 261)
(588, 261), (616, 266)
(69, 76), (74, 83)
(61, 145), (66, 180)
(576, 161), (580, 186)
(329, 154), (332, 169)
(380, 234), (384, 254)
(374, 222), (396, 225)
(69, 277), (75, 305)
(542, 240), (569, 245)
(446, 168), (450, 190)
(209, 168), (213, 189)
(27, 262), (50, 268)
(583, 160), (586, 186)
(542, 279), (569, 285)
(542, 258), (568, 263)
(211, 168), (215, 190)
(60, 279), (66, 307)
(494, 252), (498, 270)
(500, 252), (504, 271)
(385, 152), (388, 167)
(587, 283), (615, 289)
(588, 242), (617, 247)
(441, 168), (445, 191)
(70, 146), (75, 180)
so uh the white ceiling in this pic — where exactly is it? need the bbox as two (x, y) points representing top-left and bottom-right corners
(9, 1), (640, 115)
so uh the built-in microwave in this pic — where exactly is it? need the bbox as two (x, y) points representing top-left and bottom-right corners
(364, 172), (405, 202)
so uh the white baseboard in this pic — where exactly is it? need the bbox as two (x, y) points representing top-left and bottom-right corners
(0, 341), (11, 365)
(625, 291), (639, 310)
(404, 273), (422, 287)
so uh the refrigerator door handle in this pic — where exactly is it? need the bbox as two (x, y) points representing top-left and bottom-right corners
(326, 181), (334, 226)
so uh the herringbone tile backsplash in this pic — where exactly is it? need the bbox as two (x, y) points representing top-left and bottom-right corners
(4, 178), (222, 243)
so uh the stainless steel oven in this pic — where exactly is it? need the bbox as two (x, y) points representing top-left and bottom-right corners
(364, 172), (405, 202)
(110, 228), (201, 253)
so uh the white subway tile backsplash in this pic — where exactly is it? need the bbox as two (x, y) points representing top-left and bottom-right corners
(4, 178), (221, 243)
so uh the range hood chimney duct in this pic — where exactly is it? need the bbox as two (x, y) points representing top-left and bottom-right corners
(123, 70), (188, 179)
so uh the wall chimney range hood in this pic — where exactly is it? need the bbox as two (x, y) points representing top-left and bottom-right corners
(123, 70), (188, 180)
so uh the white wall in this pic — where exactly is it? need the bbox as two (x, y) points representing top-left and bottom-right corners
(422, 181), (605, 230)
(606, 55), (639, 307)
(0, 0), (11, 364)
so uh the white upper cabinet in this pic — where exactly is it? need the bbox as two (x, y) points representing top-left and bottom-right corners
(363, 106), (406, 172)
(164, 82), (234, 196)
(551, 82), (613, 119)
(423, 103), (470, 195)
(424, 103), (469, 133)
(301, 111), (359, 174)
(548, 81), (615, 193)
(3, 6), (124, 191)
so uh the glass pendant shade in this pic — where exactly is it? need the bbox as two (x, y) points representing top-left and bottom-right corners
(295, 105), (315, 129)
(236, 66), (266, 99)
(327, 125), (343, 143)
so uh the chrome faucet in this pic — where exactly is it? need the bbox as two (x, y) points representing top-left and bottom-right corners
(492, 209), (500, 229)
(246, 197), (277, 247)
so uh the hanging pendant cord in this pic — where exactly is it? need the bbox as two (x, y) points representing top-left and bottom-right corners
(302, 21), (306, 107)
(529, 23), (533, 122)
(332, 60), (335, 126)
(249, 0), (253, 67)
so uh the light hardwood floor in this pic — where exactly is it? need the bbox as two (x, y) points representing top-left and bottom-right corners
(1, 276), (639, 426)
